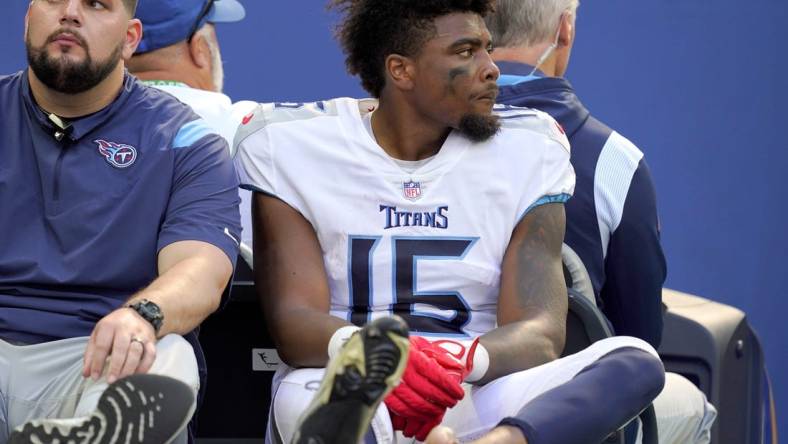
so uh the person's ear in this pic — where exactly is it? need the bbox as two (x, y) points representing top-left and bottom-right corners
(385, 54), (417, 92)
(188, 31), (211, 69)
(558, 12), (574, 47)
(122, 19), (142, 60)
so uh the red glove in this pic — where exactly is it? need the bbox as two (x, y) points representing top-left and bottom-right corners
(395, 338), (485, 440)
(422, 338), (480, 382)
(385, 337), (464, 418)
(385, 337), (468, 440)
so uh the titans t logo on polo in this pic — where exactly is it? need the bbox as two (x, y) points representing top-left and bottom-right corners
(95, 139), (138, 169)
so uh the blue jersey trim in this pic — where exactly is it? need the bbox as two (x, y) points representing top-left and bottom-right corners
(518, 193), (571, 223)
(239, 183), (266, 193)
(173, 119), (215, 149)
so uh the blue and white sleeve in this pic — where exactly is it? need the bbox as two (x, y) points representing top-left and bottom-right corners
(601, 158), (667, 347)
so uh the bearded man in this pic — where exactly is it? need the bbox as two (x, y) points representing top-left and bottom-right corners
(0, 1), (241, 443)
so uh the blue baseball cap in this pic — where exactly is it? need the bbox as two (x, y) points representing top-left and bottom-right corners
(135, 0), (245, 54)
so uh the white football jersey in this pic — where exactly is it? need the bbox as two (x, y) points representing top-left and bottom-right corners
(235, 98), (574, 338)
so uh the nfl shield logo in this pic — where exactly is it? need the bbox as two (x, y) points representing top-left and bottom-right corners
(403, 180), (422, 201)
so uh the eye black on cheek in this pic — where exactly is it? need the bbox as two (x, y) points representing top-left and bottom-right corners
(448, 66), (471, 81)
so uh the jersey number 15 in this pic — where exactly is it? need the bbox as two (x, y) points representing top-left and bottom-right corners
(348, 236), (476, 336)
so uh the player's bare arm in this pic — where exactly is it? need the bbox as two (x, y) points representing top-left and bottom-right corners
(476, 202), (568, 385)
(84, 240), (233, 383)
(253, 192), (352, 368)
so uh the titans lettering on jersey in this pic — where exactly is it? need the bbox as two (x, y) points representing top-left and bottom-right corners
(380, 205), (449, 229)
(235, 98), (574, 338)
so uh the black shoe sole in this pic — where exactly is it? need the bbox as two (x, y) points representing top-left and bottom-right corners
(9, 374), (195, 444)
(292, 316), (410, 444)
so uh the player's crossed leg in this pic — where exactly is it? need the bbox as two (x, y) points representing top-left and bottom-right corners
(282, 335), (663, 444)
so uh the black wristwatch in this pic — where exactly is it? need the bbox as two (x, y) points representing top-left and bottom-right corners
(127, 299), (164, 334)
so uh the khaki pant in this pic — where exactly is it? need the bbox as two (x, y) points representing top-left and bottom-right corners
(654, 372), (717, 444)
(0, 334), (198, 444)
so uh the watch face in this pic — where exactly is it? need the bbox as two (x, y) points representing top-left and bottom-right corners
(139, 302), (162, 317)
(133, 300), (163, 331)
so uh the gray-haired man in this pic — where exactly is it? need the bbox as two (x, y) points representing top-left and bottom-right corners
(484, 1), (716, 443)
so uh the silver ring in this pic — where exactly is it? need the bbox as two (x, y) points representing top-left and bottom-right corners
(130, 337), (145, 346)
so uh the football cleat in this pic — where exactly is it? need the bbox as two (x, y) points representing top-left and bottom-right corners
(291, 316), (410, 444)
(9, 374), (194, 444)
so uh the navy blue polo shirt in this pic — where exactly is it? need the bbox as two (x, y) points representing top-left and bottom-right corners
(497, 62), (666, 347)
(0, 71), (241, 344)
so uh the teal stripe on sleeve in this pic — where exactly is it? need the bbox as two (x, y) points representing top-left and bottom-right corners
(173, 119), (216, 149)
(517, 193), (572, 223)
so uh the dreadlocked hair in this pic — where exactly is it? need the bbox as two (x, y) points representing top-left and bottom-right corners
(328, 0), (495, 97)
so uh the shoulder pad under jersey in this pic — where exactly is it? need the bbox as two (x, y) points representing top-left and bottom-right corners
(233, 100), (340, 153)
(494, 104), (570, 152)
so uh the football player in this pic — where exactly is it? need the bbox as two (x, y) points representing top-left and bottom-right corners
(235, 0), (665, 442)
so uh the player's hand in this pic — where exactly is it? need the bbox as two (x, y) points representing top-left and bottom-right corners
(392, 412), (446, 441)
(82, 307), (157, 383)
(385, 336), (465, 422)
(420, 339), (472, 382)
(389, 337), (471, 440)
(424, 338), (480, 381)
(424, 425), (459, 444)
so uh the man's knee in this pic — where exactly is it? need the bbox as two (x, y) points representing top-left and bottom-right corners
(490, 346), (666, 444)
(653, 373), (717, 444)
(585, 336), (665, 400)
(595, 335), (660, 359)
(607, 346), (665, 401)
(150, 334), (199, 393)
